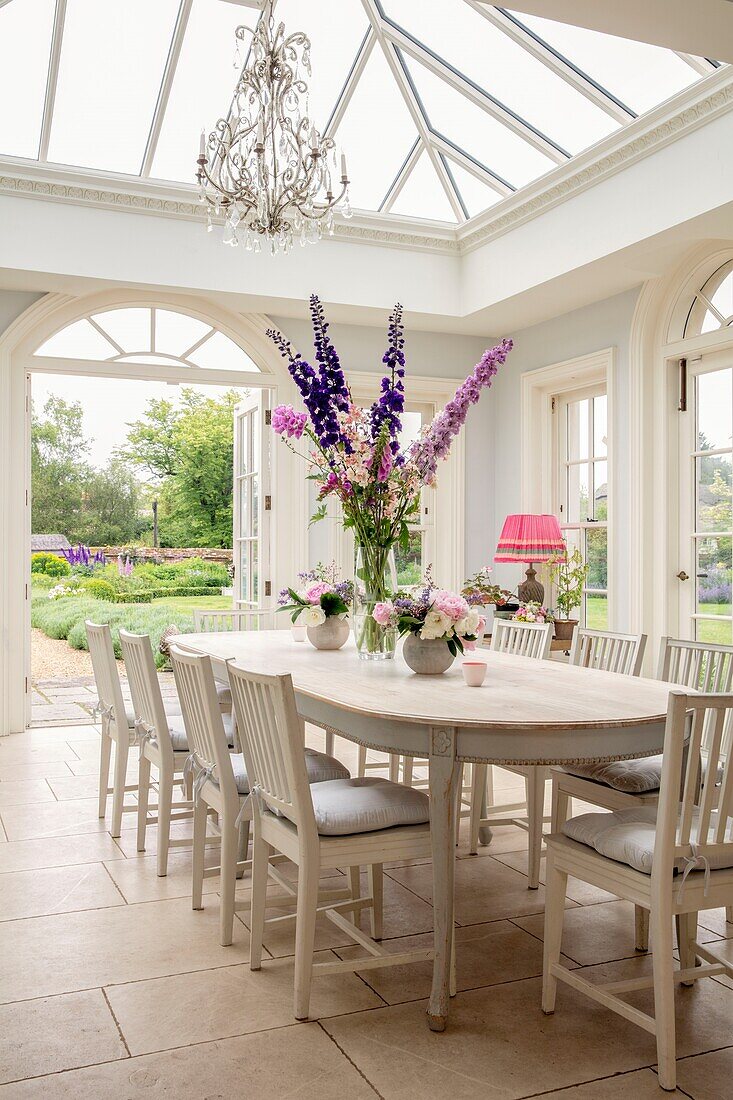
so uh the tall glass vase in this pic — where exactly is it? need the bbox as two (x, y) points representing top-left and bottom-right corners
(353, 542), (398, 660)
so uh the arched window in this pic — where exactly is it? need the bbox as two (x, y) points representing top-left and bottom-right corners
(34, 305), (261, 373)
(684, 260), (733, 338)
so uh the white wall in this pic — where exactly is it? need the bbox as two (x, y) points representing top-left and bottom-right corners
(488, 287), (641, 625)
(0, 290), (43, 336)
(271, 316), (499, 576)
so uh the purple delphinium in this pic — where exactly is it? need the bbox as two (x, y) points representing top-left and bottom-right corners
(370, 303), (405, 460)
(410, 338), (513, 484)
(310, 295), (350, 417)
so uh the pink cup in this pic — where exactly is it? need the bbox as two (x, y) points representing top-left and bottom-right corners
(291, 624), (308, 643)
(462, 659), (487, 687)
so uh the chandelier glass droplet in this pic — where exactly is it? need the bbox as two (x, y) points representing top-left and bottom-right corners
(196, 1), (351, 256)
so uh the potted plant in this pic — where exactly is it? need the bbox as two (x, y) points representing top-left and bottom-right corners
(278, 564), (354, 650)
(514, 601), (553, 624)
(373, 581), (485, 674)
(546, 546), (588, 641)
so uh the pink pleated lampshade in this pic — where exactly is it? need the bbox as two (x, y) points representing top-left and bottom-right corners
(494, 513), (565, 563)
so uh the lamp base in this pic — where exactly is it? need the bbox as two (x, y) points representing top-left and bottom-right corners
(517, 566), (544, 605)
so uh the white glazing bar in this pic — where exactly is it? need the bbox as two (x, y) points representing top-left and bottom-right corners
(38, 0), (68, 162)
(325, 28), (376, 139)
(141, 0), (194, 177)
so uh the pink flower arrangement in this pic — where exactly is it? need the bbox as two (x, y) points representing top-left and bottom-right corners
(514, 601), (553, 624)
(304, 581), (332, 604)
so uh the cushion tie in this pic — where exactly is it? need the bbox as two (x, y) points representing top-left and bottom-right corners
(183, 752), (216, 806)
(134, 716), (158, 752)
(93, 700), (115, 723)
(677, 843), (711, 903)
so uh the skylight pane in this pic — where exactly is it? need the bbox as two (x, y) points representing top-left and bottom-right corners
(152, 0), (250, 184)
(334, 48), (418, 210)
(36, 320), (117, 360)
(512, 11), (699, 113)
(405, 59), (553, 189)
(0, 0), (55, 159)
(155, 310), (212, 357)
(274, 0), (368, 132)
(447, 163), (502, 219)
(47, 0), (179, 174)
(389, 151), (456, 222)
(188, 331), (259, 372)
(92, 309), (151, 352)
(385, 0), (617, 154)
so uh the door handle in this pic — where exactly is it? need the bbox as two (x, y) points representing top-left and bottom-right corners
(676, 571), (689, 581)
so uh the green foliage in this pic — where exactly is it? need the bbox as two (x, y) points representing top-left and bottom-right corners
(320, 591), (349, 617)
(81, 578), (117, 601)
(548, 545), (589, 619)
(122, 389), (239, 548)
(30, 572), (56, 590)
(30, 552), (70, 577)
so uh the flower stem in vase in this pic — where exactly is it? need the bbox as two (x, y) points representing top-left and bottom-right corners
(354, 542), (397, 660)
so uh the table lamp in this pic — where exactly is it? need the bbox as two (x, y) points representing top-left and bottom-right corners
(494, 513), (565, 604)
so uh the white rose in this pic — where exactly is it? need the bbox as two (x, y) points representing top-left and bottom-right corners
(420, 609), (451, 640)
(302, 605), (326, 627)
(456, 608), (480, 635)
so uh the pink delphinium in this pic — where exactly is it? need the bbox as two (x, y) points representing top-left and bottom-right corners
(305, 581), (332, 604)
(272, 404), (308, 439)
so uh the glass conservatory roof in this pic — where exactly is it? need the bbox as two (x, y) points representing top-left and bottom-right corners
(0, 0), (719, 226)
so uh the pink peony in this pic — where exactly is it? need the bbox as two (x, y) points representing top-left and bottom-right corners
(305, 581), (332, 604)
(372, 600), (395, 626)
(432, 590), (470, 622)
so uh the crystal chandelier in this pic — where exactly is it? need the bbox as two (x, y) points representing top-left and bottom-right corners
(196, 0), (351, 255)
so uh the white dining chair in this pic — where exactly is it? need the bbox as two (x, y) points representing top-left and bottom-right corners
(121, 629), (235, 876)
(86, 621), (142, 838)
(468, 619), (554, 887)
(227, 659), (438, 1020)
(551, 635), (733, 945)
(170, 645), (352, 947)
(192, 607), (276, 716)
(543, 689), (733, 1091)
(569, 627), (647, 676)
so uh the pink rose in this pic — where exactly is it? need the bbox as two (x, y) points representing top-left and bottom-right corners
(305, 581), (331, 604)
(477, 616), (486, 634)
(372, 601), (394, 626)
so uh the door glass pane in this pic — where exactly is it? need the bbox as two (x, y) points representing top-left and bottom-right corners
(239, 416), (249, 476)
(251, 476), (259, 537)
(252, 410), (260, 474)
(566, 463), (590, 523)
(592, 461), (608, 520)
(696, 617), (733, 645)
(567, 399), (589, 461)
(239, 479), (249, 536)
(711, 273), (733, 323)
(586, 593), (608, 630)
(239, 543), (249, 603)
(394, 530), (423, 588)
(593, 395), (607, 456)
(585, 527), (608, 590)
(697, 454), (732, 533)
(252, 542), (259, 603)
(696, 537), (732, 618)
(697, 370), (732, 451)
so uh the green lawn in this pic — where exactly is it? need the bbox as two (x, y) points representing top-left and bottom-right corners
(152, 594), (233, 612)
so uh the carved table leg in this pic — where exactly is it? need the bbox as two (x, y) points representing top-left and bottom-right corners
(427, 726), (461, 1032)
(478, 774), (493, 847)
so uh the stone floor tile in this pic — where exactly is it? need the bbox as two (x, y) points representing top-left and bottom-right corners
(107, 953), (383, 1054)
(0, 797), (109, 842)
(491, 848), (620, 906)
(0, 832), (125, 874)
(0, 779), (56, 807)
(676, 1046), (733, 1098)
(0, 761), (73, 782)
(0, 1022), (377, 1099)
(30, 704), (90, 724)
(0, 989), (127, 1084)
(536, 1068), (684, 1097)
(0, 896), (251, 1002)
(47, 773), (111, 801)
(696, 907), (733, 939)
(0, 862), (125, 921)
(103, 848), (221, 904)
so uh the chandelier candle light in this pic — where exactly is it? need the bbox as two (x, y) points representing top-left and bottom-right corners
(267, 295), (513, 659)
(196, 0), (351, 255)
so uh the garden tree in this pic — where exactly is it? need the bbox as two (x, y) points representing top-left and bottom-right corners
(121, 388), (238, 548)
(31, 395), (91, 540)
(77, 458), (149, 546)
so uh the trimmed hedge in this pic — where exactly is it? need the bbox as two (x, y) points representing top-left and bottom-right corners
(31, 553), (70, 577)
(113, 585), (222, 604)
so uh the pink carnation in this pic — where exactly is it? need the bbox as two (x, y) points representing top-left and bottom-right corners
(305, 581), (332, 603)
(271, 404), (307, 439)
(372, 600), (395, 626)
(432, 590), (470, 622)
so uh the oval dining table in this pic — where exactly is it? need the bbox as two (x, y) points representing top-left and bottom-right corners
(177, 630), (675, 1032)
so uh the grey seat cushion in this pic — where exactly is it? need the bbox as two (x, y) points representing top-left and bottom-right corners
(562, 806), (733, 875)
(216, 683), (232, 710)
(167, 711), (236, 752)
(126, 699), (182, 730)
(283, 776), (430, 836)
(563, 755), (663, 794)
(212, 748), (350, 798)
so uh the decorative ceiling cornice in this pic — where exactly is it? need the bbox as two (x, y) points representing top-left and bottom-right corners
(0, 68), (730, 259)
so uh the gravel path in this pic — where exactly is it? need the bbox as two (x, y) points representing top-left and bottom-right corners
(32, 628), (96, 679)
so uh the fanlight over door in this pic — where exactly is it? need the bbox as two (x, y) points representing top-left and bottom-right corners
(233, 390), (272, 608)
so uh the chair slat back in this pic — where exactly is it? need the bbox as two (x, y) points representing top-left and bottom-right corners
(491, 619), (553, 660)
(657, 637), (733, 762)
(226, 661), (316, 835)
(169, 647), (237, 801)
(119, 631), (173, 765)
(193, 608), (276, 633)
(85, 621), (128, 743)
(569, 628), (646, 676)
(656, 692), (733, 881)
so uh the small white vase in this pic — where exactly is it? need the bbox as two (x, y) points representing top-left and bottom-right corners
(402, 633), (455, 674)
(307, 616), (350, 651)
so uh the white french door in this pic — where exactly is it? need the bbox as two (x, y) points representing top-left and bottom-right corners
(678, 351), (733, 644)
(233, 390), (272, 607)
